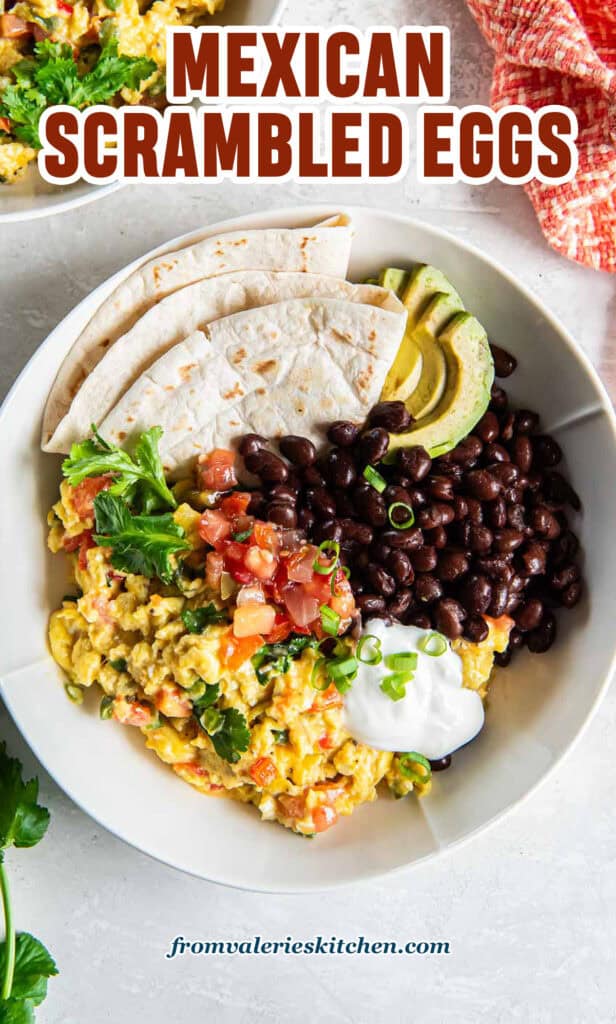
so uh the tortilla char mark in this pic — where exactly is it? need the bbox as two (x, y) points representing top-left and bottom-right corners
(252, 359), (278, 377)
(222, 384), (245, 400)
(179, 363), (198, 382)
(231, 347), (247, 366)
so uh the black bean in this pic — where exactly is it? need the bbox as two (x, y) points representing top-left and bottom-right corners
(360, 428), (390, 465)
(278, 435), (316, 468)
(269, 484), (298, 505)
(357, 489), (387, 528)
(239, 433), (267, 458)
(494, 650), (512, 668)
(436, 551), (469, 582)
(339, 519), (374, 546)
(267, 502), (297, 528)
(515, 598), (544, 632)
(297, 507), (315, 532)
(508, 627), (524, 649)
(561, 581), (582, 608)
(388, 590), (414, 620)
(370, 541), (393, 565)
(543, 471), (581, 511)
(533, 435), (562, 468)
(247, 491), (266, 517)
(384, 485), (412, 510)
(493, 529), (525, 554)
(489, 385), (509, 412)
(490, 343), (517, 377)
(487, 496), (507, 530)
(466, 498), (484, 524)
(484, 442), (511, 464)
(306, 487), (337, 521)
(515, 410), (540, 434)
(427, 526), (449, 550)
(454, 496), (469, 521)
(500, 412), (516, 442)
(368, 401), (413, 433)
(468, 524), (493, 553)
(460, 574), (492, 615)
(314, 518), (343, 543)
(488, 581), (509, 617)
(475, 556), (513, 581)
(519, 541), (547, 576)
(476, 411), (500, 444)
(408, 611), (433, 630)
(327, 421), (360, 448)
(530, 505), (561, 540)
(511, 435), (533, 473)
(548, 563), (580, 591)
(487, 462), (519, 487)
(526, 611), (556, 653)
(387, 550), (414, 584)
(356, 594), (387, 616)
(507, 504), (527, 531)
(245, 450), (289, 483)
(429, 755), (452, 772)
(414, 575), (443, 604)
(428, 476), (455, 502)
(410, 546), (438, 573)
(464, 615), (489, 643)
(417, 503), (455, 529)
(550, 530), (579, 566)
(380, 527), (424, 551)
(439, 462), (465, 485)
(466, 469), (502, 501)
(407, 486), (428, 510)
(398, 446), (432, 482)
(302, 465), (325, 488)
(366, 565), (397, 598)
(450, 436), (483, 466)
(434, 598), (466, 640)
(325, 448), (357, 489)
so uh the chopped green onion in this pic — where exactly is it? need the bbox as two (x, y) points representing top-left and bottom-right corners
(311, 657), (331, 691)
(232, 527), (253, 542)
(100, 696), (114, 720)
(327, 656), (358, 694)
(428, 442), (451, 458)
(320, 604), (341, 636)
(363, 465), (387, 493)
(398, 752), (432, 785)
(385, 651), (418, 673)
(272, 728), (289, 745)
(200, 707), (224, 735)
(380, 672), (410, 702)
(65, 683), (84, 704)
(418, 632), (448, 657)
(188, 680), (207, 701)
(109, 657), (127, 672)
(387, 502), (415, 529)
(313, 540), (340, 576)
(357, 634), (383, 665)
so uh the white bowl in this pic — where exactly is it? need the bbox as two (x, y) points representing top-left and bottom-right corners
(1, 205), (614, 892)
(0, 0), (287, 223)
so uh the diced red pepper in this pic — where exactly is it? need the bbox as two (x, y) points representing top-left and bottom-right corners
(312, 804), (338, 832)
(221, 631), (264, 671)
(63, 529), (95, 570)
(249, 757), (277, 787)
(220, 491), (252, 519)
(57, 0), (73, 11)
(309, 684), (343, 713)
(0, 117), (11, 133)
(71, 474), (112, 520)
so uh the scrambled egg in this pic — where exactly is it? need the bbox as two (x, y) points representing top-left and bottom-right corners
(0, 0), (225, 182)
(47, 481), (510, 836)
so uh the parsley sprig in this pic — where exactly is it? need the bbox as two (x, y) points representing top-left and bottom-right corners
(93, 491), (190, 584)
(63, 426), (176, 515)
(0, 39), (156, 149)
(0, 743), (58, 1020)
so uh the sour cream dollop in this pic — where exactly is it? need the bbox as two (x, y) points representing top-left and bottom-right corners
(343, 619), (485, 760)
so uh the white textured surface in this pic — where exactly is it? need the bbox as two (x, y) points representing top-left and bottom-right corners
(0, 1), (615, 1021)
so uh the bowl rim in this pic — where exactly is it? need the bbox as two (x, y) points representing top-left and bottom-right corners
(1, 202), (615, 893)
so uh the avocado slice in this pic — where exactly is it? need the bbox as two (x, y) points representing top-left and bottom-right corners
(382, 264), (464, 406)
(378, 267), (411, 297)
(405, 291), (463, 419)
(388, 313), (494, 458)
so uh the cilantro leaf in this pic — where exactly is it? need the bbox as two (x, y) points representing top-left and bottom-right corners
(93, 492), (190, 584)
(0, 997), (35, 1023)
(0, 39), (156, 149)
(192, 683), (220, 712)
(251, 635), (317, 686)
(209, 708), (251, 765)
(0, 745), (49, 854)
(181, 604), (229, 634)
(0, 934), (57, 1008)
(63, 426), (176, 514)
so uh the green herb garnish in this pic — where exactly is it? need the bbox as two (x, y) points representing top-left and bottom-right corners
(384, 652), (418, 673)
(387, 502), (415, 529)
(0, 38), (156, 148)
(380, 672), (410, 701)
(320, 604), (341, 637)
(363, 465), (387, 493)
(108, 658), (127, 673)
(192, 683), (220, 712)
(251, 635), (317, 685)
(93, 491), (190, 584)
(181, 604), (229, 634)
(417, 632), (448, 657)
(271, 729), (289, 745)
(398, 752), (432, 785)
(232, 527), (253, 543)
(0, 743), (57, 1017)
(63, 425), (176, 514)
(356, 634), (382, 665)
(99, 696), (114, 720)
(208, 708), (251, 764)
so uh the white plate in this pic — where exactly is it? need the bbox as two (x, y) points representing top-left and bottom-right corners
(0, 0), (287, 223)
(1, 206), (615, 893)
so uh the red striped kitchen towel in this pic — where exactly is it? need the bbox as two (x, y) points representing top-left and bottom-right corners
(466, 0), (616, 272)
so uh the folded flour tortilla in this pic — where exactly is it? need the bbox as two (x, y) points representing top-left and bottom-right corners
(42, 217), (353, 448)
(97, 296), (407, 478)
(44, 274), (397, 455)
